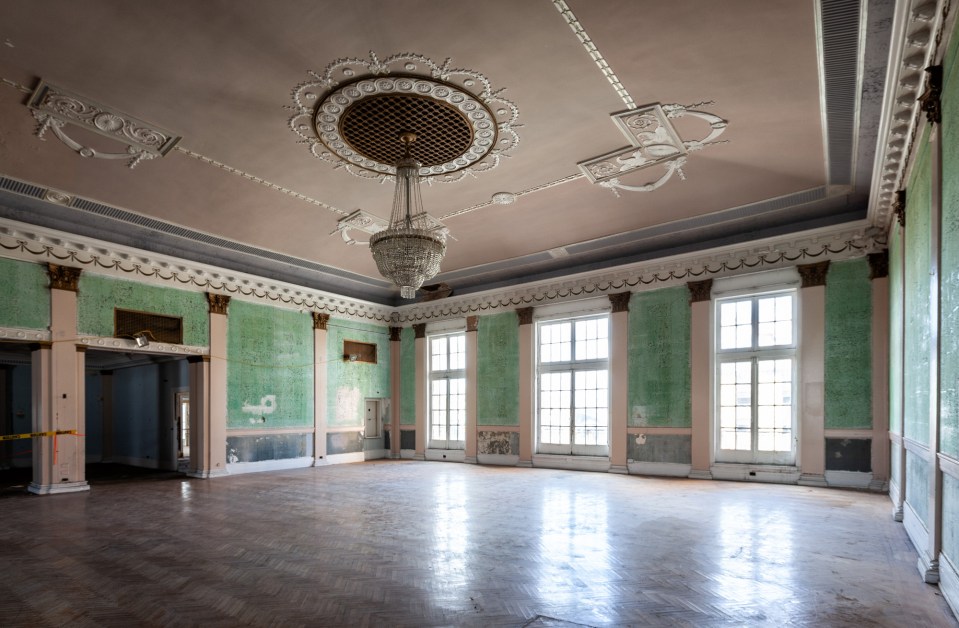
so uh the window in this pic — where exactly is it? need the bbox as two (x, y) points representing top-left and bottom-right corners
(536, 315), (609, 456)
(715, 291), (797, 465)
(429, 333), (466, 450)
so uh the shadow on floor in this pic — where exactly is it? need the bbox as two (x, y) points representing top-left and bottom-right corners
(0, 463), (182, 497)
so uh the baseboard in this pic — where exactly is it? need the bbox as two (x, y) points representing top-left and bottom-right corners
(477, 453), (519, 466)
(825, 470), (873, 489)
(532, 454), (610, 473)
(627, 461), (691, 477)
(902, 502), (930, 569)
(400, 449), (416, 460)
(316, 452), (366, 466)
(889, 480), (904, 520)
(27, 481), (90, 495)
(227, 456), (313, 475)
(364, 449), (389, 460)
(711, 463), (801, 484)
(425, 449), (465, 462)
(940, 553), (959, 621)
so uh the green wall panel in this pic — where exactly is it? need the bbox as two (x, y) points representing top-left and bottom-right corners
(399, 326), (416, 426)
(824, 258), (872, 429)
(889, 229), (904, 435)
(326, 319), (390, 429)
(0, 258), (49, 330)
(226, 300), (313, 429)
(477, 312), (519, 426)
(628, 287), (691, 427)
(903, 137), (931, 445)
(77, 274), (208, 346)
(939, 25), (959, 458)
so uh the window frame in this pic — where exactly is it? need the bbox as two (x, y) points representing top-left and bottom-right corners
(428, 331), (466, 450)
(713, 289), (798, 465)
(535, 313), (611, 456)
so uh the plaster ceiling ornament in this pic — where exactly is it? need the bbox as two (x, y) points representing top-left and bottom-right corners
(578, 102), (728, 196)
(27, 80), (181, 169)
(289, 51), (520, 184)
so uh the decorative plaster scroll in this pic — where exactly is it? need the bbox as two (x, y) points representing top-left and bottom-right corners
(47, 263), (81, 291)
(868, 251), (889, 279)
(27, 80), (181, 169)
(290, 51), (520, 184)
(312, 312), (330, 330)
(332, 209), (387, 245)
(608, 292), (631, 313)
(578, 102), (728, 195)
(687, 279), (713, 303)
(207, 293), (231, 315)
(797, 261), (831, 288)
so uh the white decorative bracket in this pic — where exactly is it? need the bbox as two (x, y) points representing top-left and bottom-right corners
(332, 209), (452, 246)
(578, 101), (728, 195)
(27, 80), (181, 169)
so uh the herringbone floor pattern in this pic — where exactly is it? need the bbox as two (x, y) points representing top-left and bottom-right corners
(0, 461), (955, 627)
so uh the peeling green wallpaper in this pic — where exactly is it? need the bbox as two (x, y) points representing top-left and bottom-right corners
(889, 229), (904, 435)
(903, 134), (931, 445)
(326, 319), (390, 429)
(400, 327), (416, 426)
(226, 300), (312, 429)
(824, 258), (872, 429)
(939, 27), (959, 458)
(0, 258), (49, 330)
(628, 287), (691, 427)
(477, 312), (519, 426)
(77, 274), (208, 345)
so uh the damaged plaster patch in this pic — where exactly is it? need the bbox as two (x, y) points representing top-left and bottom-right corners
(335, 387), (361, 424)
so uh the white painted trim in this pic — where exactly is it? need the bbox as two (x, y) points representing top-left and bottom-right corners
(226, 456), (312, 475)
(627, 461), (691, 477)
(0, 326), (50, 342)
(426, 448), (466, 462)
(477, 453), (519, 466)
(317, 452), (365, 466)
(364, 448), (389, 460)
(532, 454), (610, 472)
(400, 449), (416, 460)
(711, 267), (800, 297)
(425, 319), (466, 334)
(710, 463), (801, 484)
(77, 336), (208, 357)
(902, 502), (929, 560)
(27, 481), (89, 495)
(940, 553), (959, 621)
(533, 296), (611, 320)
(824, 470), (874, 489)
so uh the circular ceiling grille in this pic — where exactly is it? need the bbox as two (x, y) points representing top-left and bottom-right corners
(340, 95), (473, 167)
(311, 75), (498, 176)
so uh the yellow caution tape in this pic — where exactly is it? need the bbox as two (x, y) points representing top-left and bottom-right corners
(0, 429), (78, 441)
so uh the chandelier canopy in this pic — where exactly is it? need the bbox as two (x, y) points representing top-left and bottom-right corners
(369, 133), (447, 299)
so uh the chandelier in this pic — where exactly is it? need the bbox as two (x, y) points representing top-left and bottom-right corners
(369, 133), (446, 299)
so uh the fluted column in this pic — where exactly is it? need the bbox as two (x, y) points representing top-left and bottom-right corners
(465, 316), (479, 464)
(313, 313), (330, 465)
(608, 292), (630, 473)
(414, 323), (427, 460)
(389, 326), (402, 458)
(517, 307), (534, 467)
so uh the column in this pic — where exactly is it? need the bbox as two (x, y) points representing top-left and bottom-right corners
(797, 261), (829, 487)
(891, 194), (907, 521)
(465, 316), (479, 464)
(517, 307), (534, 467)
(29, 264), (88, 495)
(389, 326), (402, 459)
(189, 293), (229, 478)
(313, 313), (330, 465)
(868, 252), (890, 491)
(688, 279), (713, 479)
(608, 292), (630, 473)
(413, 323), (426, 460)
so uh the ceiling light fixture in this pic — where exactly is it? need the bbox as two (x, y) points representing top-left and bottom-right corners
(369, 132), (446, 299)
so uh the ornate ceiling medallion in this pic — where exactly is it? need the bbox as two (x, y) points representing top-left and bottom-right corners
(289, 51), (520, 183)
(578, 102), (727, 196)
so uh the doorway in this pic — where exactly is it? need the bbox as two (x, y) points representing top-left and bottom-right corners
(175, 390), (190, 460)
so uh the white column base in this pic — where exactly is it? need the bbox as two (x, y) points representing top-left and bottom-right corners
(186, 468), (230, 479)
(608, 465), (629, 475)
(918, 553), (940, 584)
(798, 473), (827, 487)
(688, 469), (713, 480)
(28, 481), (90, 495)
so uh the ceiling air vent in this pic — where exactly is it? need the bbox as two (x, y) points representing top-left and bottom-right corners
(115, 309), (183, 345)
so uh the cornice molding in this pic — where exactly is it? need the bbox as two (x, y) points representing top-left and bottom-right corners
(0, 326), (50, 342)
(0, 217), (394, 324)
(78, 335), (208, 356)
(393, 222), (881, 323)
(868, 0), (953, 228)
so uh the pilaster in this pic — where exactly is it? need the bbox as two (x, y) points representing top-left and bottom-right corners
(313, 312), (330, 465)
(389, 326), (402, 458)
(413, 323), (426, 460)
(609, 293), (629, 473)
(688, 279), (713, 479)
(465, 316), (479, 464)
(187, 355), (211, 477)
(797, 262), (828, 487)
(517, 307), (534, 467)
(869, 252), (890, 491)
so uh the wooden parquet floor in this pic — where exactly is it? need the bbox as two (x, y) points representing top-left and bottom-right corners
(0, 461), (955, 627)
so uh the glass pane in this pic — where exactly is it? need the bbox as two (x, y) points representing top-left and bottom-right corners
(431, 336), (447, 371)
(449, 334), (466, 370)
(540, 322), (572, 363)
